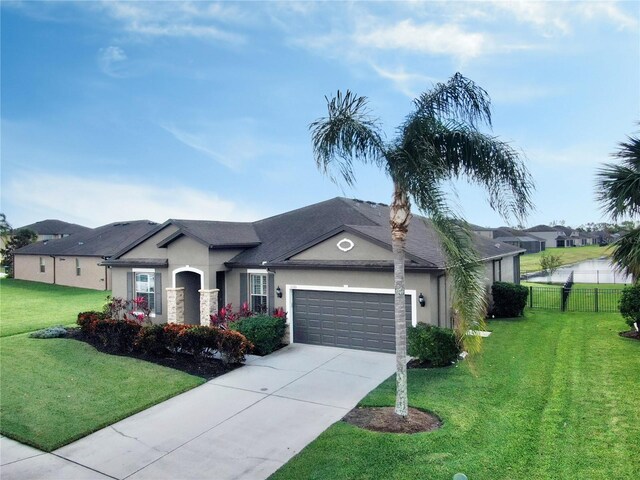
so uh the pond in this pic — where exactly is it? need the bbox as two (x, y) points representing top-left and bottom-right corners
(525, 257), (633, 284)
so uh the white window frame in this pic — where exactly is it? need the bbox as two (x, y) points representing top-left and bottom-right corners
(285, 284), (418, 344)
(39, 257), (45, 273)
(133, 268), (156, 317)
(249, 272), (268, 313)
(75, 258), (81, 276)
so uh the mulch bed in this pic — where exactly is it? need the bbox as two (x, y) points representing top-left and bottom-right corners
(65, 329), (239, 380)
(342, 406), (442, 434)
(619, 330), (640, 341)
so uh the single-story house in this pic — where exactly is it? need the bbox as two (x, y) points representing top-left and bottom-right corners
(14, 220), (158, 290)
(524, 224), (588, 248)
(470, 226), (546, 253)
(103, 197), (524, 353)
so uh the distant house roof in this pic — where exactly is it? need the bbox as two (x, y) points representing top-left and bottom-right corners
(525, 224), (556, 233)
(18, 219), (90, 236)
(15, 220), (159, 257)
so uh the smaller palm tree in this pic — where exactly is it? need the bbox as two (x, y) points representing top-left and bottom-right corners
(596, 133), (640, 281)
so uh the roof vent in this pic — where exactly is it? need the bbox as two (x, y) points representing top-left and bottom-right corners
(78, 241), (84, 245)
(495, 243), (501, 248)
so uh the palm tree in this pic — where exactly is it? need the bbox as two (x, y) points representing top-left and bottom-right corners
(310, 73), (533, 417)
(597, 133), (640, 281)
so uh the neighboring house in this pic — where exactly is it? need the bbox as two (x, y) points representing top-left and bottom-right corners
(469, 226), (546, 254)
(103, 197), (524, 353)
(591, 230), (614, 245)
(14, 221), (158, 290)
(18, 219), (90, 241)
(524, 224), (588, 248)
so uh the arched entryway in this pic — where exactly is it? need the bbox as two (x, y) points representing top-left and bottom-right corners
(174, 268), (203, 325)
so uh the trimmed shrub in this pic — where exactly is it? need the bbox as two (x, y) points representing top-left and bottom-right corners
(91, 319), (142, 353)
(218, 329), (253, 364)
(29, 326), (68, 339)
(619, 283), (640, 328)
(134, 324), (168, 356)
(490, 282), (529, 318)
(230, 315), (286, 356)
(407, 324), (460, 367)
(77, 311), (105, 333)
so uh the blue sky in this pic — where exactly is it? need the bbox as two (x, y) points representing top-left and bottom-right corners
(1, 1), (638, 229)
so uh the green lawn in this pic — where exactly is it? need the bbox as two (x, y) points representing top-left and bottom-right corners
(520, 245), (611, 274)
(0, 279), (109, 337)
(271, 311), (640, 480)
(0, 278), (205, 451)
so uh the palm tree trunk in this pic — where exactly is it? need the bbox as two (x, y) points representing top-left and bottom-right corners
(390, 184), (411, 417)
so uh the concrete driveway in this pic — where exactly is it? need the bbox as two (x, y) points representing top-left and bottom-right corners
(1, 344), (395, 480)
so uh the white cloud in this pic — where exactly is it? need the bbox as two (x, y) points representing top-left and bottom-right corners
(96, 1), (246, 43)
(98, 45), (128, 78)
(355, 20), (488, 60)
(488, 1), (638, 36)
(161, 121), (294, 172)
(4, 172), (262, 228)
(370, 64), (437, 98)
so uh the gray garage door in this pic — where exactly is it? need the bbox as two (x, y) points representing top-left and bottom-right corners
(292, 290), (412, 353)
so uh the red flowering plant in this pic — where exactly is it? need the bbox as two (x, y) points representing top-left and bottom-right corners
(210, 302), (254, 329)
(273, 307), (287, 319)
(103, 295), (151, 325)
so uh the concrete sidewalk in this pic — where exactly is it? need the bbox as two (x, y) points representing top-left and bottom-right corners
(1, 344), (395, 480)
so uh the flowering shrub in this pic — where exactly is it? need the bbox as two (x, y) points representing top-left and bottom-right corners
(103, 296), (151, 324)
(272, 307), (287, 319)
(210, 302), (253, 329)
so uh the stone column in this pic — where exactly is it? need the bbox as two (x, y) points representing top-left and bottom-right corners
(166, 287), (185, 325)
(199, 289), (220, 327)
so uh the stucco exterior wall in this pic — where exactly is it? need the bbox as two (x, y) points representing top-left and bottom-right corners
(14, 255), (110, 290)
(292, 233), (393, 261)
(14, 255), (54, 284)
(121, 225), (179, 259)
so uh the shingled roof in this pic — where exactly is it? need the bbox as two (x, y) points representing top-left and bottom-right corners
(18, 219), (90, 236)
(227, 198), (523, 269)
(15, 220), (159, 257)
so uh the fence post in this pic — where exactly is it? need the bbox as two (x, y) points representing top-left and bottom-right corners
(594, 288), (598, 313)
(529, 286), (533, 308)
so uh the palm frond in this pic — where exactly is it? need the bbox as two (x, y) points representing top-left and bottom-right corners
(309, 90), (386, 186)
(399, 115), (534, 223)
(596, 134), (640, 220)
(414, 72), (492, 129)
(611, 226), (640, 281)
(401, 171), (487, 356)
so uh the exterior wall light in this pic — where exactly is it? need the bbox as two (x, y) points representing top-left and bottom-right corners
(418, 293), (426, 307)
(276, 286), (282, 298)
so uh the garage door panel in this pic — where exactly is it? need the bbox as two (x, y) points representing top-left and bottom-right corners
(293, 289), (412, 353)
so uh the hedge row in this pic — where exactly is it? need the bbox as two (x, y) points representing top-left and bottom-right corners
(77, 312), (252, 364)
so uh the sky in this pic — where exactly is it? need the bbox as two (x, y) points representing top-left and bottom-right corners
(1, 1), (638, 230)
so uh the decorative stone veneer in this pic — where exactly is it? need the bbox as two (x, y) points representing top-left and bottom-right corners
(166, 287), (185, 325)
(199, 289), (219, 326)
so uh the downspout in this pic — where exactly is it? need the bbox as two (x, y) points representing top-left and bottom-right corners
(49, 255), (56, 285)
(103, 257), (109, 291)
(437, 272), (446, 328)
